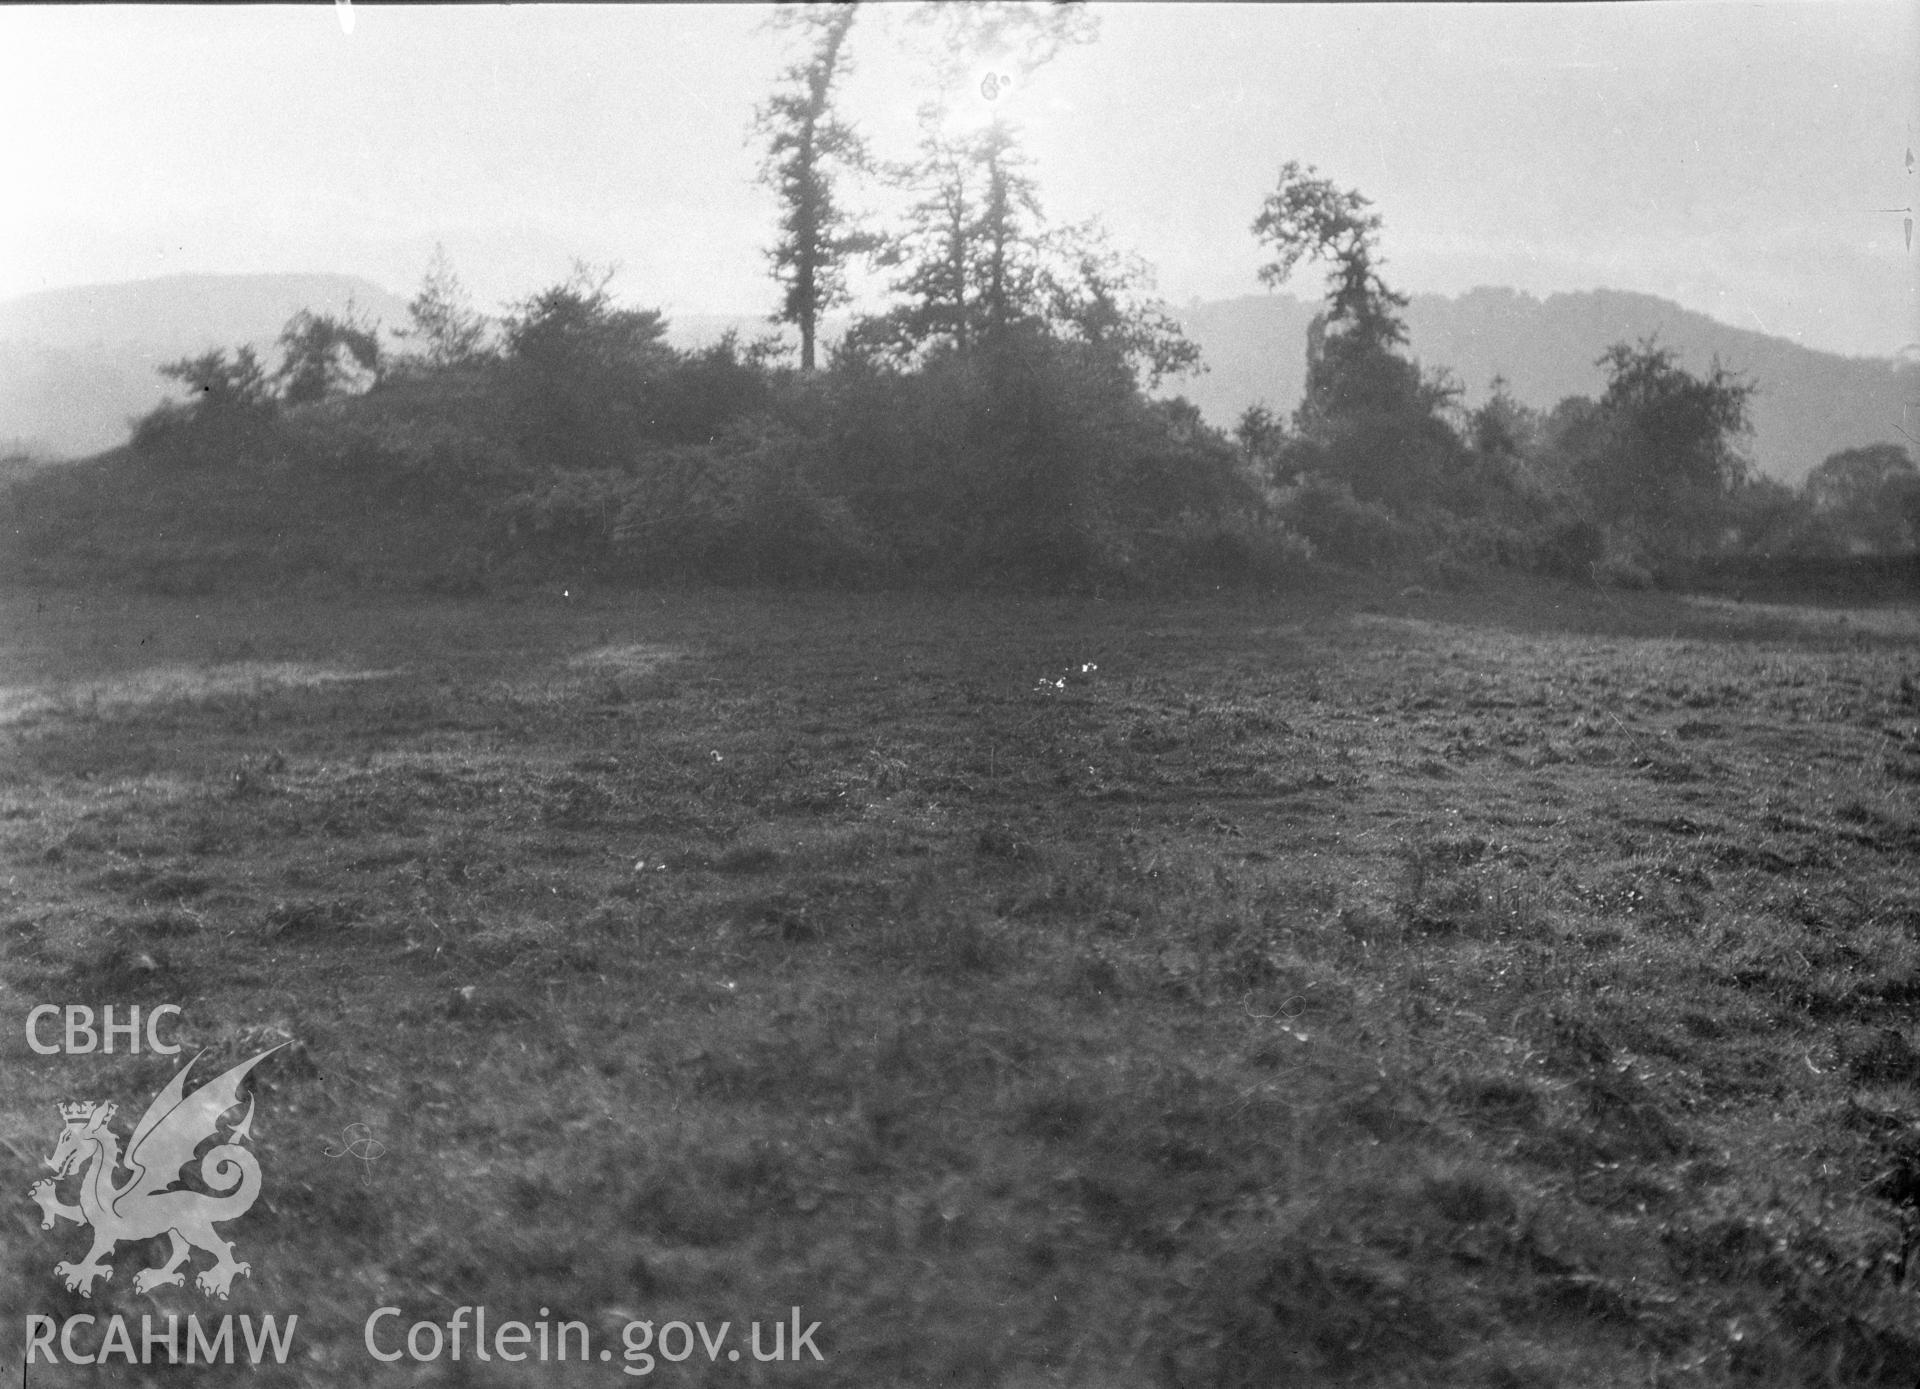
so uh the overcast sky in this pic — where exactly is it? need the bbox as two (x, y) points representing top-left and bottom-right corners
(2, 2), (1915, 357)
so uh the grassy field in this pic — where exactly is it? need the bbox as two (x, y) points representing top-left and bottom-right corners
(4, 576), (1919, 1386)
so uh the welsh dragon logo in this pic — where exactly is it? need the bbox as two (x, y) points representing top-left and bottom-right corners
(27, 1045), (283, 1299)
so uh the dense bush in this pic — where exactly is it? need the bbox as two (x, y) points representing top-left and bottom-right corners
(276, 308), (383, 405)
(279, 367), (528, 503)
(1146, 508), (1316, 587)
(1568, 340), (1754, 560)
(496, 274), (678, 472)
(786, 330), (1261, 585)
(1272, 475), (1415, 570)
(132, 347), (280, 468)
(1801, 443), (1920, 555)
(683, 427), (890, 585)
(492, 423), (886, 586)
(1528, 517), (1607, 581)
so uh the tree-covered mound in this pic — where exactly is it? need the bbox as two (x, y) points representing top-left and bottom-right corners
(7, 4), (1911, 598)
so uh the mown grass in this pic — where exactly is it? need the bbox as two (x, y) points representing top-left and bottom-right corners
(3, 577), (1918, 1385)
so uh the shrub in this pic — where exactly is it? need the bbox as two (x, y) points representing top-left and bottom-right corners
(703, 430), (892, 585)
(276, 308), (383, 405)
(1571, 339), (1754, 560)
(1273, 475), (1415, 570)
(493, 422), (890, 587)
(277, 367), (530, 508)
(1530, 517), (1606, 581)
(497, 270), (678, 472)
(133, 348), (279, 468)
(651, 333), (774, 445)
(804, 333), (1259, 586)
(1150, 509), (1315, 587)
(499, 468), (636, 563)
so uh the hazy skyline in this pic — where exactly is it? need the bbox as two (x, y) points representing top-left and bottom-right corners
(3, 2), (1915, 358)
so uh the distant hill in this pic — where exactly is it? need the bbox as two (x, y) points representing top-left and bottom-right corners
(1165, 288), (1919, 485)
(0, 274), (410, 459)
(3, 274), (1912, 484)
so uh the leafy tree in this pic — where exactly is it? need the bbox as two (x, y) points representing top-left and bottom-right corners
(1523, 395), (1600, 495)
(160, 346), (275, 414)
(652, 332), (774, 446)
(505, 265), (671, 373)
(1806, 442), (1915, 511)
(858, 117), (1197, 390)
(859, 0), (1103, 359)
(1469, 377), (1538, 462)
(1253, 161), (1407, 352)
(276, 306), (383, 405)
(756, 2), (874, 371)
(851, 116), (995, 364)
(859, 331), (1239, 583)
(395, 244), (490, 370)
(1802, 443), (1918, 553)
(500, 265), (677, 471)
(1041, 220), (1201, 389)
(970, 120), (1045, 350)
(1448, 376), (1555, 518)
(1573, 339), (1754, 554)
(1725, 474), (1819, 556)
(1234, 404), (1287, 474)
(133, 347), (278, 466)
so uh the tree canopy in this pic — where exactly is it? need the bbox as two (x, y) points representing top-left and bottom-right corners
(396, 245), (490, 371)
(276, 307), (383, 406)
(1573, 339), (1754, 553)
(1253, 161), (1407, 350)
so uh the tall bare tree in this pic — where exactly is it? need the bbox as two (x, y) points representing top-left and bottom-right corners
(877, 115), (978, 359)
(756, 3), (873, 371)
(1251, 164), (1465, 504)
(971, 120), (1044, 347)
